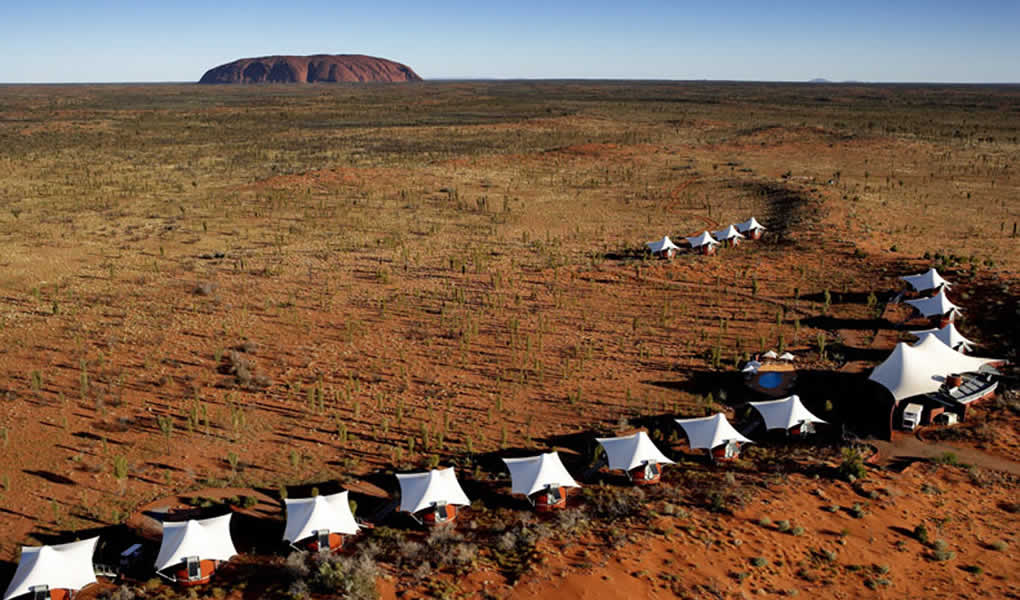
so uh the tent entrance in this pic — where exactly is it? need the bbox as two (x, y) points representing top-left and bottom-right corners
(315, 530), (332, 551)
(186, 556), (202, 581)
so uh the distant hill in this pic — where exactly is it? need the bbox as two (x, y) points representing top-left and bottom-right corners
(198, 54), (422, 84)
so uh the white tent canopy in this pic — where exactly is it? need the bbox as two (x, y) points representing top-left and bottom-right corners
(779, 352), (795, 361)
(396, 468), (471, 515)
(675, 413), (754, 450)
(900, 267), (951, 293)
(904, 288), (960, 318)
(4, 538), (99, 600)
(502, 452), (579, 497)
(646, 236), (681, 254)
(910, 322), (976, 352)
(155, 514), (237, 572)
(712, 225), (745, 241)
(284, 491), (359, 544)
(736, 217), (765, 233)
(762, 350), (778, 359)
(749, 395), (827, 431)
(596, 431), (674, 472)
(685, 231), (720, 249)
(868, 338), (1001, 402)
(741, 360), (762, 374)
(913, 335), (1000, 376)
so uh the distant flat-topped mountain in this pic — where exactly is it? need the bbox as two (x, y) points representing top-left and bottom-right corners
(198, 54), (422, 84)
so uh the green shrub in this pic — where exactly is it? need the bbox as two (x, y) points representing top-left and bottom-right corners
(751, 557), (768, 568)
(837, 447), (867, 482)
(913, 523), (929, 544)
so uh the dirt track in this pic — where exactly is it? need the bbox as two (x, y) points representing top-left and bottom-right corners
(872, 435), (1020, 476)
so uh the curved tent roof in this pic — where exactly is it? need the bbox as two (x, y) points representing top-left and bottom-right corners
(736, 217), (765, 233)
(396, 468), (471, 515)
(762, 350), (778, 359)
(868, 339), (1000, 402)
(595, 431), (674, 472)
(741, 360), (762, 374)
(502, 452), (579, 497)
(4, 538), (99, 600)
(779, 352), (795, 361)
(646, 236), (680, 254)
(913, 335), (1000, 374)
(712, 225), (745, 241)
(749, 395), (827, 431)
(686, 231), (720, 248)
(155, 514), (236, 571)
(900, 267), (951, 293)
(909, 322), (976, 352)
(904, 289), (960, 318)
(675, 413), (754, 450)
(284, 491), (359, 543)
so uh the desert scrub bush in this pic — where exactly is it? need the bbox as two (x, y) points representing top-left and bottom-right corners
(776, 520), (791, 533)
(98, 585), (142, 600)
(758, 516), (772, 527)
(933, 451), (960, 466)
(849, 503), (867, 519)
(791, 526), (805, 536)
(837, 446), (867, 482)
(309, 554), (379, 600)
(750, 557), (768, 568)
(493, 523), (543, 583)
(913, 523), (929, 544)
(425, 527), (478, 571)
(582, 485), (646, 521)
(555, 508), (589, 535)
(931, 540), (955, 561)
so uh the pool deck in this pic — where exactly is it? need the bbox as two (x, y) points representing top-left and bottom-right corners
(746, 362), (797, 397)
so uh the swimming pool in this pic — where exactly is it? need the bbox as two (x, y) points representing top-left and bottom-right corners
(757, 372), (784, 389)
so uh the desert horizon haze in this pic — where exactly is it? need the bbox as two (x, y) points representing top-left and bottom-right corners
(1, 0), (1019, 83)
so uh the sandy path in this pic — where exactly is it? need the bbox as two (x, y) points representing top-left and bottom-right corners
(872, 435), (1020, 476)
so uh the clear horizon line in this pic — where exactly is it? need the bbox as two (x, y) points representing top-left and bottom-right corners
(0, 77), (1018, 86)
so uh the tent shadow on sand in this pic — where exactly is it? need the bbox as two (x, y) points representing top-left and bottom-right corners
(801, 314), (893, 332)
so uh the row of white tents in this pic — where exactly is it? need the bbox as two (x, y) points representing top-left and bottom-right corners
(4, 394), (827, 599)
(646, 217), (766, 256)
(899, 267), (961, 319)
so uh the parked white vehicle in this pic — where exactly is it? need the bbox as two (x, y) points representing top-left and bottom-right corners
(902, 403), (924, 431)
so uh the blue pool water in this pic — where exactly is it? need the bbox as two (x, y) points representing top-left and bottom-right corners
(757, 372), (784, 389)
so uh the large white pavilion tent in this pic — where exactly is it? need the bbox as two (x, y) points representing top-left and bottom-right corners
(868, 338), (1001, 402)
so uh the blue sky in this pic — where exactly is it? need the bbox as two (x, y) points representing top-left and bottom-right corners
(1, 0), (1017, 83)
